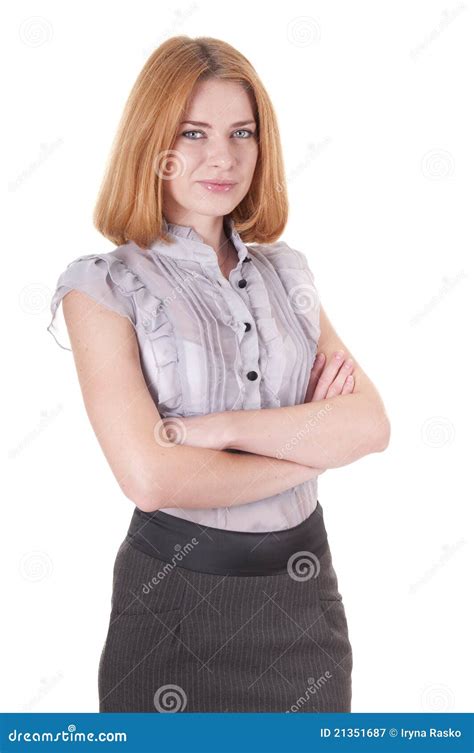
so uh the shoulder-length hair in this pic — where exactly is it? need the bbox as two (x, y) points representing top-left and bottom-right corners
(93, 36), (288, 249)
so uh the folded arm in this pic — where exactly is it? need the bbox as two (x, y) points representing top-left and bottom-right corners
(61, 289), (324, 515)
(168, 305), (391, 470)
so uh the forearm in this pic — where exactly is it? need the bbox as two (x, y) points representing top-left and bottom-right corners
(138, 442), (323, 514)
(225, 394), (390, 469)
(172, 394), (390, 470)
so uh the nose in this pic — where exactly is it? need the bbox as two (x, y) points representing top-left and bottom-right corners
(206, 135), (236, 169)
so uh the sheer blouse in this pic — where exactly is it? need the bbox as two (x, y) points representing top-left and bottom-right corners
(47, 215), (322, 532)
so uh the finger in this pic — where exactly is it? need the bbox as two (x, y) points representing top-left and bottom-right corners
(326, 359), (354, 398)
(340, 374), (355, 395)
(313, 350), (347, 401)
(304, 352), (326, 402)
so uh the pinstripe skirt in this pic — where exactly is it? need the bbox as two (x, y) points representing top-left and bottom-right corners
(98, 501), (353, 712)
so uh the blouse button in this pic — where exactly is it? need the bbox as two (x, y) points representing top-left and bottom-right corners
(244, 322), (251, 332)
(246, 370), (258, 381)
(238, 279), (247, 288)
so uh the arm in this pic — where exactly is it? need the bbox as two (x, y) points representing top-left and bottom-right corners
(62, 290), (324, 515)
(169, 305), (391, 470)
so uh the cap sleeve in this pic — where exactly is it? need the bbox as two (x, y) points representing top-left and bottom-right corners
(47, 254), (137, 351)
(264, 241), (321, 347)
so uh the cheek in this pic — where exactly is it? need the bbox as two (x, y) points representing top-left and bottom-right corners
(163, 173), (188, 201)
(164, 142), (200, 178)
(242, 147), (259, 180)
(244, 142), (259, 167)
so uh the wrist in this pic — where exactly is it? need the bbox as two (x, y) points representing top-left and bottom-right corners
(213, 410), (237, 451)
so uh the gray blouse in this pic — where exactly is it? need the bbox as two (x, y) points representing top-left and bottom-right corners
(47, 215), (322, 532)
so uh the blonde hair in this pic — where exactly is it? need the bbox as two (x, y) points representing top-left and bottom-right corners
(93, 36), (289, 249)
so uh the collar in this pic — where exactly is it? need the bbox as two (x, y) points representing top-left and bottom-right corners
(149, 215), (250, 265)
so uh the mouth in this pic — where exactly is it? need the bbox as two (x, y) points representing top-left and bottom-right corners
(197, 180), (237, 192)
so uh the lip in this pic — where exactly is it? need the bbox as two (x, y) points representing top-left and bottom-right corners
(197, 180), (237, 192)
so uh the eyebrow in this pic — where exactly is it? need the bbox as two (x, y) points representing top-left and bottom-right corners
(180, 120), (256, 128)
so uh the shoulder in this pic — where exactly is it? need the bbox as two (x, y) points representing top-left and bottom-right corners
(54, 242), (153, 294)
(48, 242), (162, 350)
(248, 240), (321, 343)
(249, 240), (314, 274)
(248, 240), (316, 288)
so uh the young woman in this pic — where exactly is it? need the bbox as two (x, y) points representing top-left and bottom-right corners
(47, 36), (390, 713)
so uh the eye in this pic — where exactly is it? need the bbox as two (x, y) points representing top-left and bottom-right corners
(180, 129), (255, 140)
(181, 130), (204, 140)
(233, 129), (254, 138)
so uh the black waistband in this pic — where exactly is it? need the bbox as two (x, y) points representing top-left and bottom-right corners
(125, 502), (328, 577)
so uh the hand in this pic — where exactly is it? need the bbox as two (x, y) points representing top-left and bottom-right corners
(304, 350), (355, 403)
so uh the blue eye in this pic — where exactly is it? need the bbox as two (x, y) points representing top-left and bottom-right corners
(233, 129), (254, 138)
(181, 130), (204, 139)
(181, 129), (254, 140)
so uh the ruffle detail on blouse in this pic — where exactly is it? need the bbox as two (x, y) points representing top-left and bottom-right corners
(46, 254), (139, 352)
(104, 256), (184, 415)
(259, 241), (321, 351)
(243, 258), (285, 409)
(47, 250), (185, 416)
(140, 307), (184, 417)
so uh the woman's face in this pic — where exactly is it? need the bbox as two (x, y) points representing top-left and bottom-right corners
(161, 78), (259, 224)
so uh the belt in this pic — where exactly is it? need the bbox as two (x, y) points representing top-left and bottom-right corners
(125, 501), (329, 577)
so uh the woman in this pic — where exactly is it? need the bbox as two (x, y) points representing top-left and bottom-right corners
(47, 36), (390, 713)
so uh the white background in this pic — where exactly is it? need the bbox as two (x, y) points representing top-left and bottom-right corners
(2, 0), (472, 713)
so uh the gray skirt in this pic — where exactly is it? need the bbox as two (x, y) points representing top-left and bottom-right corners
(98, 501), (353, 712)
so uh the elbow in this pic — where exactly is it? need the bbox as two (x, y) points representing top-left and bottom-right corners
(132, 482), (165, 513)
(119, 473), (165, 514)
(373, 412), (391, 453)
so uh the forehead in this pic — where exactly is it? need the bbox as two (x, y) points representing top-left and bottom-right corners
(184, 79), (255, 124)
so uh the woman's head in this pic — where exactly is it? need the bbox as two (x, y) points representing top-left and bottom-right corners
(94, 36), (288, 249)
(161, 77), (259, 235)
